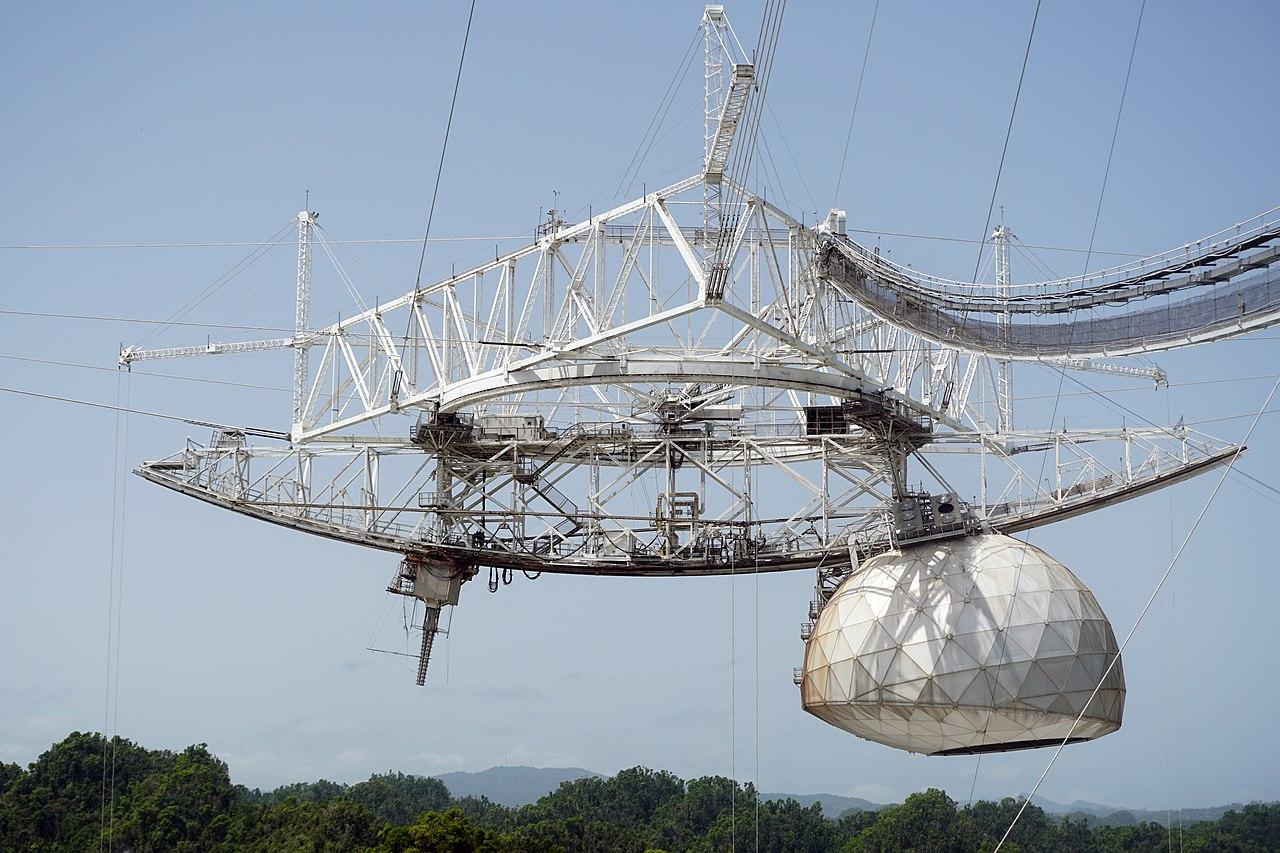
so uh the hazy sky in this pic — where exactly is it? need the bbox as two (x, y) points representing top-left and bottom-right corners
(3, 1), (1279, 811)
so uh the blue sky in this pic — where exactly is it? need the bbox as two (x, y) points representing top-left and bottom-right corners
(2, 1), (1279, 810)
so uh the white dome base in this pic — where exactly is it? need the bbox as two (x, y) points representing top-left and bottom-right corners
(801, 533), (1124, 755)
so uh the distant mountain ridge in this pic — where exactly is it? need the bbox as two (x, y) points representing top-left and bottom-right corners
(432, 765), (1257, 827)
(1031, 794), (1247, 827)
(432, 766), (598, 807)
(431, 766), (882, 816)
(760, 791), (883, 819)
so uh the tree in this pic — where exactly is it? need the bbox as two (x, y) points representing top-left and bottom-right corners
(343, 772), (453, 825)
(108, 743), (238, 850)
(226, 798), (384, 851)
(0, 763), (23, 799)
(376, 807), (503, 852)
(961, 797), (1059, 851)
(251, 777), (346, 805)
(692, 796), (833, 852)
(0, 731), (167, 850)
(844, 788), (966, 852)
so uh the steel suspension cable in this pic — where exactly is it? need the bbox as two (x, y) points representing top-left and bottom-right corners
(959, 2), (1043, 786)
(98, 371), (125, 852)
(712, 0), (786, 271)
(412, 0), (477, 291)
(994, 374), (1280, 851)
(133, 222), (295, 348)
(0, 385), (289, 439)
(831, 0), (880, 208)
(969, 0), (1042, 285)
(107, 372), (131, 850)
(604, 26), (701, 205)
(983, 6), (1149, 781)
(1081, 0), (1146, 277)
(397, 0), (476, 398)
(1163, 388), (1186, 853)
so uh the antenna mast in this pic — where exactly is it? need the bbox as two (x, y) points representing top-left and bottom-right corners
(293, 209), (317, 435)
(993, 223), (1013, 433)
(703, 5), (729, 264)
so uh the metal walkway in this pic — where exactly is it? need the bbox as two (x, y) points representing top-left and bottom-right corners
(818, 208), (1280, 358)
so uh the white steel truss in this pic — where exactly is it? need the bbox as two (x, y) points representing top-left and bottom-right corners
(118, 3), (1273, 683)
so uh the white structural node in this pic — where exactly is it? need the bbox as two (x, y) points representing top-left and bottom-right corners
(124, 5), (1276, 735)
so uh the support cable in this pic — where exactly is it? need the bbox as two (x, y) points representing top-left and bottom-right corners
(107, 373), (131, 850)
(754, 545), (761, 852)
(0, 353), (289, 393)
(961, 0), (1044, 772)
(1081, 0), (1146, 277)
(831, 0), (880, 208)
(732, 540), (742, 845)
(1029, 0), (1145, 447)
(603, 26), (701, 205)
(732, 545), (742, 850)
(97, 371), (124, 852)
(969, 0), (1041, 285)
(712, 0), (786, 271)
(1163, 388), (1185, 853)
(412, 0), (477, 291)
(397, 0), (476, 399)
(995, 374), (1280, 851)
(133, 222), (295, 348)
(96, 370), (131, 851)
(0, 386), (289, 440)
(983, 2), (1147, 772)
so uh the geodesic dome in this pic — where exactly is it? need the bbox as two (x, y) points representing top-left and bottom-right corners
(801, 533), (1124, 755)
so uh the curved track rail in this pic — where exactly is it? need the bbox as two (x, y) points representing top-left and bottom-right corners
(819, 211), (1280, 358)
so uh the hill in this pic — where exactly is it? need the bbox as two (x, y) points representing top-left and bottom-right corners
(762, 791), (883, 819)
(3, 732), (1278, 851)
(433, 765), (598, 806)
(1032, 795), (1246, 827)
(430, 765), (884, 818)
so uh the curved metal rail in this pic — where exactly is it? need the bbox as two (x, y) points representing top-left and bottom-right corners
(818, 211), (1280, 358)
(135, 425), (1237, 578)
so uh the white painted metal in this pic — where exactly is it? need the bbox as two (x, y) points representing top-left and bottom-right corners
(122, 3), (1269, 588)
(294, 210), (317, 433)
(993, 224), (1013, 433)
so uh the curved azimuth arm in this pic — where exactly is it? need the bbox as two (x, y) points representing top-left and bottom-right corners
(135, 419), (1237, 577)
(816, 207), (1280, 359)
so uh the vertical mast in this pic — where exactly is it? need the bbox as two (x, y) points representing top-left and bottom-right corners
(993, 223), (1013, 433)
(293, 210), (317, 435)
(703, 5), (728, 267)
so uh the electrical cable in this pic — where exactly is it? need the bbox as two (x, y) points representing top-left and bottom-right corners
(994, 374), (1280, 852)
